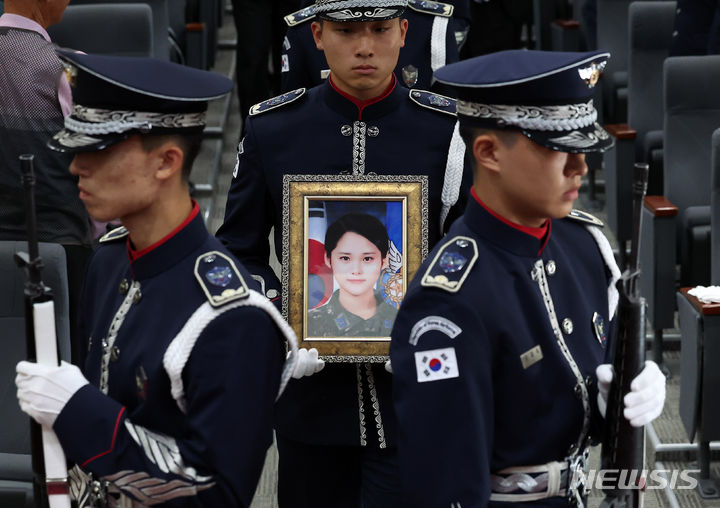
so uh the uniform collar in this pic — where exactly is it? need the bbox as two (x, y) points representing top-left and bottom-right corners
(323, 74), (404, 121)
(126, 202), (208, 279)
(464, 192), (552, 258)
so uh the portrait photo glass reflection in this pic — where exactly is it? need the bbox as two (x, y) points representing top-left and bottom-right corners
(305, 199), (404, 340)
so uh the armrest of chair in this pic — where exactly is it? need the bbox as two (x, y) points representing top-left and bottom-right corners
(185, 22), (208, 69)
(640, 196), (678, 331)
(603, 124), (638, 249)
(644, 195), (678, 217)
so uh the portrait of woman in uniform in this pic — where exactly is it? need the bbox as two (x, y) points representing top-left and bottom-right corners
(283, 174), (427, 360)
(307, 209), (401, 339)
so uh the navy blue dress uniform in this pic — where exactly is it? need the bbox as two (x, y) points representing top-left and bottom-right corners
(216, 71), (468, 471)
(669, 0), (720, 56)
(280, 0), (460, 92)
(390, 50), (621, 507)
(43, 51), (298, 507)
(216, 1), (469, 504)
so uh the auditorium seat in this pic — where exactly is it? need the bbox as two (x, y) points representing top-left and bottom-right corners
(603, 1), (676, 265)
(640, 55), (720, 367)
(0, 241), (71, 508)
(49, 3), (154, 57)
(69, 0), (170, 60)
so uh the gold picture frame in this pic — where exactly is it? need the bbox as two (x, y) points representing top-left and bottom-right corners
(282, 174), (428, 362)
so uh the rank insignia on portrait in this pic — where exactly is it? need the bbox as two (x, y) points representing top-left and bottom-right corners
(408, 0), (453, 17)
(414, 347), (459, 383)
(592, 312), (607, 348)
(335, 314), (349, 330)
(421, 236), (478, 292)
(194, 251), (249, 307)
(284, 5), (317, 26)
(409, 90), (456, 116)
(99, 225), (129, 243)
(249, 88), (306, 116)
(567, 209), (604, 227)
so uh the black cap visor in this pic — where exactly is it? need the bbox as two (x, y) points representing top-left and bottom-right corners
(521, 122), (614, 154)
(48, 129), (132, 154)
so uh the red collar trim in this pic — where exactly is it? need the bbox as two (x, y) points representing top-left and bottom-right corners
(471, 188), (552, 255)
(127, 202), (199, 262)
(328, 73), (397, 120)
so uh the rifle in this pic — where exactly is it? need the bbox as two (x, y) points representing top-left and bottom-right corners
(14, 154), (72, 508)
(599, 163), (650, 508)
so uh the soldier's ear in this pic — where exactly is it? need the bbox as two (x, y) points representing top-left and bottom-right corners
(324, 253), (332, 270)
(155, 142), (184, 182)
(399, 18), (408, 47)
(311, 21), (325, 50)
(472, 134), (501, 174)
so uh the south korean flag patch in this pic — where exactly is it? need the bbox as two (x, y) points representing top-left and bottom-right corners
(414, 347), (459, 383)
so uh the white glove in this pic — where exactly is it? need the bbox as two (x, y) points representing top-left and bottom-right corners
(595, 361), (666, 427)
(288, 348), (325, 379)
(16, 360), (89, 428)
(596, 363), (613, 419)
(384, 360), (393, 374)
(624, 360), (666, 427)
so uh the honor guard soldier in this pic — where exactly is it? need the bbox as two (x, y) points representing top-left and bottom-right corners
(389, 50), (667, 507)
(280, 0), (460, 92)
(216, 0), (469, 505)
(15, 51), (298, 507)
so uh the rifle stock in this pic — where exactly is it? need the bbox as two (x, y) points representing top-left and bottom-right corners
(600, 163), (649, 508)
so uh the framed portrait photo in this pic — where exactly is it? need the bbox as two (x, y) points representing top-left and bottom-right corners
(282, 174), (428, 362)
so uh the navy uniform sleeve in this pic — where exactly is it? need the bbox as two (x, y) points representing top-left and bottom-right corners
(390, 291), (493, 507)
(215, 119), (280, 297)
(280, 25), (318, 93)
(53, 306), (284, 507)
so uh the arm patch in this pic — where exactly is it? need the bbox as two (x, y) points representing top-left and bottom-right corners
(421, 236), (478, 292)
(99, 226), (129, 243)
(194, 251), (249, 307)
(249, 88), (306, 116)
(284, 6), (317, 26)
(409, 89), (456, 117)
(408, 0), (453, 17)
(566, 209), (604, 227)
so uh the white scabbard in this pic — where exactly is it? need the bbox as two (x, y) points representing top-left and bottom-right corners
(33, 300), (71, 508)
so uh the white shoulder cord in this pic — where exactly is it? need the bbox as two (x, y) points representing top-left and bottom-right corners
(430, 15), (449, 72)
(585, 225), (621, 320)
(163, 290), (299, 413)
(439, 120), (465, 233)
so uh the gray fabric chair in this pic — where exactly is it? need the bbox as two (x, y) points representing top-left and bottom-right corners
(0, 241), (71, 508)
(68, 0), (170, 60)
(604, 1), (676, 263)
(675, 128), (720, 498)
(640, 55), (720, 365)
(597, 0), (632, 123)
(50, 3), (154, 57)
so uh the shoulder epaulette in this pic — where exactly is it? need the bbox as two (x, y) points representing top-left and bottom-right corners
(194, 251), (249, 307)
(421, 236), (478, 292)
(566, 209), (604, 227)
(284, 6), (317, 27)
(249, 88), (306, 116)
(409, 89), (456, 116)
(98, 226), (129, 243)
(408, 0), (454, 17)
